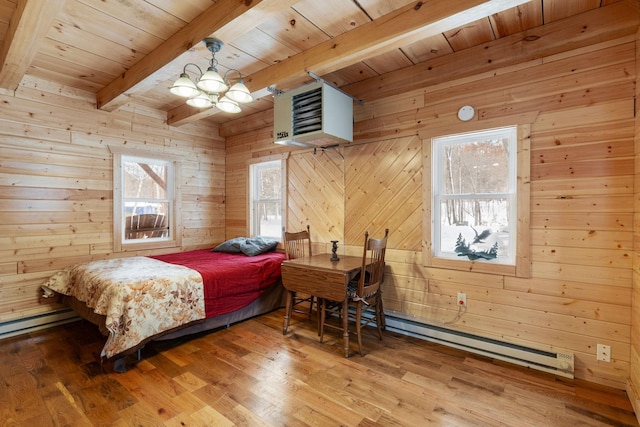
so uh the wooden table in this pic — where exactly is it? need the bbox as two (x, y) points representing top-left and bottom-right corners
(281, 254), (363, 357)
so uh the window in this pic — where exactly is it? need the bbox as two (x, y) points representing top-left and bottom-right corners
(249, 159), (284, 239)
(424, 125), (530, 277)
(111, 148), (182, 251)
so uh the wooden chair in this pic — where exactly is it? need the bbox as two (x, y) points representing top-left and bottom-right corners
(319, 228), (389, 356)
(282, 225), (316, 328)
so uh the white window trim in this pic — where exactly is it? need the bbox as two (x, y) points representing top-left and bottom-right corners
(110, 146), (182, 252)
(246, 153), (288, 239)
(432, 126), (517, 264)
(422, 123), (531, 278)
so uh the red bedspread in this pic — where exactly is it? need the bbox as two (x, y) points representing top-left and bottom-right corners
(151, 250), (286, 318)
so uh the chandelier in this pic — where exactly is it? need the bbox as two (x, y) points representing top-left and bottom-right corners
(169, 38), (253, 113)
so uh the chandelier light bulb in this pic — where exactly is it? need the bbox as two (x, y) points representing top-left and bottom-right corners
(197, 67), (228, 93)
(169, 73), (199, 97)
(225, 80), (253, 104)
(216, 96), (241, 113)
(186, 91), (213, 108)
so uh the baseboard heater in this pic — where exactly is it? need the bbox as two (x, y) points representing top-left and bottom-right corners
(0, 308), (80, 340)
(384, 311), (574, 378)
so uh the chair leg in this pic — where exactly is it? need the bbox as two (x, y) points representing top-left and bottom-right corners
(316, 298), (322, 336)
(283, 290), (294, 335)
(308, 296), (314, 319)
(375, 301), (383, 340)
(356, 303), (363, 356)
(319, 299), (326, 343)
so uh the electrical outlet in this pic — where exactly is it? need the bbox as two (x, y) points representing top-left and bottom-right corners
(457, 292), (467, 308)
(596, 343), (611, 362)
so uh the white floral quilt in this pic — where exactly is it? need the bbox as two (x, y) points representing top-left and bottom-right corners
(42, 256), (205, 359)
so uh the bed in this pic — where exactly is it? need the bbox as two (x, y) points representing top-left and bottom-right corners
(41, 241), (286, 371)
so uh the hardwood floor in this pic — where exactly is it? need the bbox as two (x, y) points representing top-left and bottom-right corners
(0, 309), (637, 426)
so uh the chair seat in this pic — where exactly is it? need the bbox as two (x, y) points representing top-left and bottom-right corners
(347, 281), (378, 302)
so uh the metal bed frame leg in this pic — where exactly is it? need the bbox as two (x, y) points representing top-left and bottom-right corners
(112, 347), (142, 373)
(113, 358), (126, 373)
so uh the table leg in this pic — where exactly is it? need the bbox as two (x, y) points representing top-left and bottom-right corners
(283, 290), (293, 334)
(342, 298), (349, 357)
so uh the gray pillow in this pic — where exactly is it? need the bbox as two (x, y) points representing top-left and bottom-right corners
(239, 237), (279, 256)
(212, 237), (246, 253)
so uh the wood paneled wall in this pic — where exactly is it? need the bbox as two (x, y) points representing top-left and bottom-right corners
(287, 149), (344, 246)
(0, 77), (225, 324)
(628, 22), (640, 417)
(223, 35), (636, 388)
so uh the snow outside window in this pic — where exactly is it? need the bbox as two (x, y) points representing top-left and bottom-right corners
(432, 126), (517, 265)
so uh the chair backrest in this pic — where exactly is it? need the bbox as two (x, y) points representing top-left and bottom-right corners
(356, 228), (389, 298)
(282, 225), (312, 260)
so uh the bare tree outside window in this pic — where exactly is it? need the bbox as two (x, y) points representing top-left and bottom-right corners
(433, 127), (516, 264)
(250, 160), (283, 239)
(122, 156), (172, 242)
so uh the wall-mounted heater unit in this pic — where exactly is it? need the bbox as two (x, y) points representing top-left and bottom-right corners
(274, 81), (353, 148)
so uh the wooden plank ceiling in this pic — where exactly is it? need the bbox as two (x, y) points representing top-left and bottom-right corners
(0, 0), (624, 127)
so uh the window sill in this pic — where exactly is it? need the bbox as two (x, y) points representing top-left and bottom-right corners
(429, 257), (516, 277)
(118, 240), (179, 253)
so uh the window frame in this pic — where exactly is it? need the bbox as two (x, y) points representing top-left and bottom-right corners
(247, 154), (287, 239)
(422, 124), (531, 278)
(111, 147), (182, 252)
(432, 126), (517, 265)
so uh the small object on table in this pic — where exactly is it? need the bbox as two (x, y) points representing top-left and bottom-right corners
(330, 240), (340, 262)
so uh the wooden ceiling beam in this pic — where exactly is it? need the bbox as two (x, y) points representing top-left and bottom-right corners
(0, 0), (65, 91)
(167, 0), (530, 126)
(346, 0), (640, 102)
(167, 103), (224, 127)
(246, 0), (533, 91)
(96, 0), (297, 112)
(219, 0), (639, 138)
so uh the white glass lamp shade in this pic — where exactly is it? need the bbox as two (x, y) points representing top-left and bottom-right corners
(225, 80), (253, 104)
(216, 96), (241, 113)
(186, 91), (213, 108)
(170, 73), (199, 97)
(197, 67), (228, 93)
